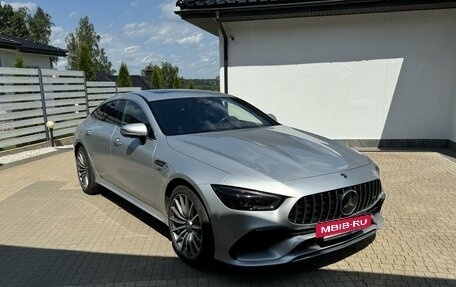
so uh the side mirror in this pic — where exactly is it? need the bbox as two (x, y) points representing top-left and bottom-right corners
(120, 123), (148, 138)
(267, 113), (277, 122)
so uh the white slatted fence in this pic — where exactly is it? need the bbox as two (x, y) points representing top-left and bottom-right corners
(0, 68), (46, 149)
(0, 67), (144, 150)
(42, 70), (88, 138)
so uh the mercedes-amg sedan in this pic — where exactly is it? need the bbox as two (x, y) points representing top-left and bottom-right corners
(74, 90), (385, 267)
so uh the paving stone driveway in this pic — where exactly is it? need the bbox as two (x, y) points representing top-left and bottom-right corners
(0, 150), (455, 287)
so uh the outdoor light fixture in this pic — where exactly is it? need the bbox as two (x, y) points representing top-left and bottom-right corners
(46, 121), (55, 147)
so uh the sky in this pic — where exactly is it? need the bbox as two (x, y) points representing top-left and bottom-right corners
(1, 0), (220, 78)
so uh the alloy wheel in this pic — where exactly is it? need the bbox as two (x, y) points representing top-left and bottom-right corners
(76, 149), (89, 190)
(170, 194), (203, 259)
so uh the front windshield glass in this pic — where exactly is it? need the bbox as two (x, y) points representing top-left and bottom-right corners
(148, 97), (277, 136)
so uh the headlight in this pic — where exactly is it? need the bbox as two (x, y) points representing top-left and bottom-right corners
(211, 185), (285, 211)
(372, 161), (380, 175)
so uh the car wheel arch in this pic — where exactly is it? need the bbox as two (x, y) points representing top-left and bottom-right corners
(165, 178), (198, 205)
(164, 178), (211, 217)
(74, 142), (83, 156)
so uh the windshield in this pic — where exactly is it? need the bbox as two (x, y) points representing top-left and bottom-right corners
(148, 97), (278, 136)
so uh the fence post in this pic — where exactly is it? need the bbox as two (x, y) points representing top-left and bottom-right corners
(37, 68), (50, 141)
(83, 72), (90, 116)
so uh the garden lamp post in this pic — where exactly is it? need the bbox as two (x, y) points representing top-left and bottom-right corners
(46, 121), (55, 147)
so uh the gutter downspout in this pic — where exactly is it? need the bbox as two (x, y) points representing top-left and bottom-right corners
(216, 11), (228, 94)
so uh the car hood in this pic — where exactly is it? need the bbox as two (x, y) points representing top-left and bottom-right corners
(166, 125), (370, 182)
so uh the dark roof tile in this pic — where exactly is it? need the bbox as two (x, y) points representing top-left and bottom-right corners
(0, 34), (66, 57)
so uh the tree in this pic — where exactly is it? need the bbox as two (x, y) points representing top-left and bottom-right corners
(77, 42), (95, 80)
(152, 67), (163, 89)
(66, 16), (113, 75)
(172, 75), (182, 89)
(0, 4), (14, 34)
(0, 4), (29, 38)
(27, 7), (53, 44)
(66, 33), (78, 72)
(14, 52), (24, 68)
(0, 4), (53, 44)
(188, 81), (196, 89)
(141, 63), (154, 78)
(117, 62), (132, 87)
(0, 4), (55, 68)
(141, 61), (180, 88)
(160, 62), (179, 88)
(10, 7), (29, 38)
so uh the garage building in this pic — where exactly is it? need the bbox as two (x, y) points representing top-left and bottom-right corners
(176, 0), (456, 150)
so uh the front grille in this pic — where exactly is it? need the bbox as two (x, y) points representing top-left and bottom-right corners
(288, 179), (382, 225)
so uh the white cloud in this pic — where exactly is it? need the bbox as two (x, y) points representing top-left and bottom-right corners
(100, 33), (114, 45)
(52, 26), (64, 34)
(190, 48), (218, 71)
(68, 11), (77, 18)
(158, 0), (178, 20)
(124, 46), (141, 54)
(140, 55), (156, 65)
(123, 22), (204, 47)
(176, 33), (203, 45)
(123, 22), (150, 37)
(96, 32), (167, 75)
(0, 1), (37, 11)
(3, 1), (217, 78)
(117, 19), (220, 77)
(50, 26), (67, 48)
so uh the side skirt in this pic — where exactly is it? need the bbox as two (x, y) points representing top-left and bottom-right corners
(96, 177), (168, 225)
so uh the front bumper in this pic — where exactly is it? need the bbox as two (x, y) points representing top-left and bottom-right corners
(227, 211), (383, 266)
(204, 190), (384, 266)
(198, 164), (385, 267)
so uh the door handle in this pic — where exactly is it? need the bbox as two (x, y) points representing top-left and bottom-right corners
(86, 129), (93, 135)
(113, 138), (122, 146)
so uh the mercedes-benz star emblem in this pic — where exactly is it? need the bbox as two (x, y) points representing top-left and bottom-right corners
(340, 189), (359, 216)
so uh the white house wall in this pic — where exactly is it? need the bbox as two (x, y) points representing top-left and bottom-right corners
(0, 49), (52, 69)
(220, 9), (456, 142)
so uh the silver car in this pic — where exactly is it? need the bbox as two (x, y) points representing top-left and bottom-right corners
(74, 90), (385, 267)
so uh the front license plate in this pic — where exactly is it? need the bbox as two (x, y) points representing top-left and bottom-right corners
(316, 214), (371, 238)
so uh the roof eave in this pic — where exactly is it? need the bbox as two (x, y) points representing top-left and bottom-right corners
(1, 46), (67, 57)
(0, 43), (20, 50)
(21, 49), (67, 57)
(176, 0), (456, 35)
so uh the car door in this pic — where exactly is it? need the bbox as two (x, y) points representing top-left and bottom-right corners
(83, 100), (123, 181)
(110, 99), (162, 209)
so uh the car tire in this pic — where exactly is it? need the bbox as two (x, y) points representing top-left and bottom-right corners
(75, 146), (101, 195)
(168, 185), (214, 266)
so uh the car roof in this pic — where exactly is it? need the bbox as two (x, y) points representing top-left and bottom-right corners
(126, 89), (231, 102)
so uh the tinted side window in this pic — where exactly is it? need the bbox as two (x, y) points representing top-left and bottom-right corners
(122, 101), (149, 125)
(104, 100), (125, 126)
(92, 104), (106, 121)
